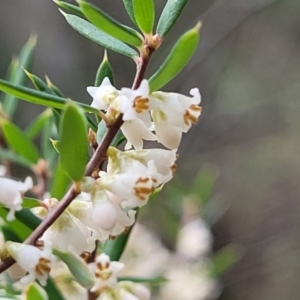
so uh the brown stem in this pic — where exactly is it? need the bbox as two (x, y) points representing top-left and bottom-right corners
(0, 48), (154, 275)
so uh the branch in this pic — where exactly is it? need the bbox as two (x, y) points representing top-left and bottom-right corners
(0, 47), (154, 274)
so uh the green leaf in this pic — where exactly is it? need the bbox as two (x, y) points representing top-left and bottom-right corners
(1, 225), (22, 243)
(24, 69), (52, 93)
(0, 208), (32, 240)
(118, 276), (167, 285)
(22, 197), (42, 209)
(1, 35), (37, 117)
(0, 79), (99, 114)
(43, 278), (65, 300)
(45, 76), (64, 97)
(77, 0), (143, 47)
(24, 282), (48, 300)
(53, 248), (94, 288)
(59, 102), (88, 181)
(209, 245), (241, 278)
(50, 161), (71, 199)
(15, 209), (41, 231)
(0, 148), (33, 168)
(61, 12), (138, 59)
(104, 226), (133, 261)
(1, 120), (40, 164)
(95, 51), (114, 86)
(133, 0), (155, 34)
(149, 23), (201, 92)
(122, 0), (136, 25)
(156, 0), (187, 37)
(54, 0), (85, 18)
(41, 117), (57, 166)
(25, 109), (52, 140)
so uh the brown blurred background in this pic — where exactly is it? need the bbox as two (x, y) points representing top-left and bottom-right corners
(1, 0), (300, 299)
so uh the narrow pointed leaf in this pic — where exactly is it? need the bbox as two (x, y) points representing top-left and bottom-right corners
(1, 120), (40, 164)
(0, 148), (33, 168)
(118, 276), (168, 285)
(24, 69), (52, 93)
(156, 0), (188, 37)
(42, 117), (57, 166)
(104, 225), (133, 261)
(24, 282), (48, 300)
(43, 278), (65, 300)
(45, 76), (64, 97)
(54, 0), (85, 18)
(53, 248), (94, 288)
(25, 109), (52, 140)
(1, 225), (22, 243)
(0, 79), (99, 114)
(50, 161), (71, 199)
(61, 12), (138, 58)
(1, 36), (37, 116)
(59, 102), (88, 181)
(0, 208), (32, 240)
(22, 197), (42, 209)
(122, 0), (136, 25)
(95, 51), (114, 86)
(14, 209), (41, 230)
(133, 0), (155, 34)
(149, 23), (201, 92)
(77, 0), (143, 47)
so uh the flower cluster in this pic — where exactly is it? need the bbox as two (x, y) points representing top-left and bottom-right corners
(0, 78), (201, 297)
(88, 77), (202, 150)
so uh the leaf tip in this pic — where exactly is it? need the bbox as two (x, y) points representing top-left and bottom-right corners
(58, 8), (67, 17)
(28, 34), (38, 46)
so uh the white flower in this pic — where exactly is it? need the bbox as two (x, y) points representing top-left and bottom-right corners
(150, 88), (201, 149)
(0, 176), (33, 220)
(70, 190), (136, 241)
(6, 240), (53, 286)
(87, 77), (121, 111)
(107, 147), (177, 183)
(99, 160), (158, 209)
(90, 253), (124, 293)
(41, 208), (96, 255)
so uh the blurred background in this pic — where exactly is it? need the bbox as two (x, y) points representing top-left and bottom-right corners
(1, 0), (300, 299)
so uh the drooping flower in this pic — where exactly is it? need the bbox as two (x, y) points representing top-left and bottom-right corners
(89, 253), (124, 293)
(150, 88), (202, 149)
(0, 176), (33, 220)
(39, 199), (96, 255)
(6, 240), (54, 286)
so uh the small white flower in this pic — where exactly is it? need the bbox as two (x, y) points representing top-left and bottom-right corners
(90, 253), (124, 293)
(0, 176), (33, 220)
(150, 88), (201, 149)
(41, 209), (96, 255)
(87, 77), (121, 111)
(6, 240), (53, 286)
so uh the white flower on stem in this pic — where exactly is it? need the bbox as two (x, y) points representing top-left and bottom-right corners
(0, 176), (33, 220)
(41, 203), (96, 255)
(150, 88), (201, 149)
(89, 253), (124, 293)
(70, 190), (136, 241)
(87, 77), (121, 111)
(6, 240), (53, 286)
(121, 118), (156, 150)
(107, 147), (177, 183)
(99, 160), (158, 209)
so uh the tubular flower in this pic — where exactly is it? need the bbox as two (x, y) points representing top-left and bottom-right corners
(39, 199), (96, 255)
(150, 88), (202, 149)
(0, 176), (33, 221)
(88, 78), (201, 149)
(6, 240), (53, 286)
(89, 253), (124, 293)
